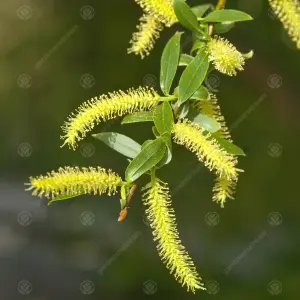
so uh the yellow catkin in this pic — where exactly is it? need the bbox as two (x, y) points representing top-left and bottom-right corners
(128, 14), (163, 58)
(26, 166), (123, 200)
(61, 87), (160, 149)
(213, 175), (238, 208)
(135, 0), (178, 27)
(269, 0), (300, 49)
(142, 176), (205, 293)
(207, 36), (245, 76)
(172, 119), (241, 180)
(193, 94), (232, 141)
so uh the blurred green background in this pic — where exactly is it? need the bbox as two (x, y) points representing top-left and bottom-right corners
(0, 0), (299, 299)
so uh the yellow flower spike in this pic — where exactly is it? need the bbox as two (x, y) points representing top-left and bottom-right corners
(128, 14), (163, 59)
(25, 166), (123, 200)
(135, 0), (178, 27)
(172, 119), (241, 180)
(269, 0), (300, 49)
(61, 87), (160, 149)
(207, 36), (245, 76)
(142, 176), (205, 293)
(212, 175), (237, 208)
(193, 94), (232, 141)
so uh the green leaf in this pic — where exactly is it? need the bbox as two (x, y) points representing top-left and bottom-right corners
(190, 86), (210, 101)
(173, 0), (200, 31)
(120, 198), (127, 210)
(125, 138), (166, 182)
(210, 134), (246, 156)
(93, 132), (141, 159)
(203, 9), (253, 23)
(121, 111), (153, 124)
(191, 4), (213, 18)
(179, 54), (193, 66)
(178, 50), (209, 105)
(157, 132), (172, 167)
(160, 32), (182, 96)
(48, 193), (84, 205)
(153, 102), (174, 136)
(142, 140), (153, 149)
(191, 113), (221, 133)
(152, 127), (160, 138)
(190, 40), (206, 54)
(177, 102), (190, 119)
(213, 21), (235, 34)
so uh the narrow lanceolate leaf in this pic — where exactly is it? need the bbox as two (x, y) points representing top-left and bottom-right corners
(93, 132), (141, 159)
(153, 102), (174, 136)
(203, 9), (253, 23)
(213, 22), (235, 34)
(190, 86), (210, 101)
(210, 134), (246, 156)
(48, 193), (85, 205)
(190, 113), (221, 133)
(178, 50), (209, 105)
(125, 138), (166, 182)
(121, 111), (154, 124)
(173, 0), (200, 31)
(191, 4), (213, 18)
(179, 54), (193, 66)
(160, 32), (182, 95)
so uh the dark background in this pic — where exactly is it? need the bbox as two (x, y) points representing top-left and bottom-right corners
(0, 0), (299, 299)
